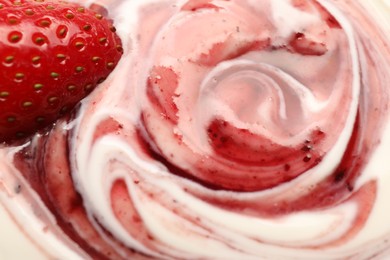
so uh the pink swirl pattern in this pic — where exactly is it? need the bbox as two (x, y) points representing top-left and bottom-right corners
(2, 0), (390, 259)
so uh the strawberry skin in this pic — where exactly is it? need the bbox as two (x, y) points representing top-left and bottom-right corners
(0, 0), (123, 143)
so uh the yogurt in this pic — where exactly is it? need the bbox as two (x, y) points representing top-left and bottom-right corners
(1, 0), (390, 259)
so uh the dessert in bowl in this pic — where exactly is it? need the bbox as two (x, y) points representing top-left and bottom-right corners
(1, 0), (390, 259)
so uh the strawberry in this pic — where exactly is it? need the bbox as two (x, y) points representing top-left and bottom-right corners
(0, 0), (123, 143)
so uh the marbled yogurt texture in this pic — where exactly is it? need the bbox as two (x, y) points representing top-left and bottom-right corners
(1, 0), (390, 259)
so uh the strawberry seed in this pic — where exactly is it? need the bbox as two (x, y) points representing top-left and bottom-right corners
(22, 101), (33, 107)
(116, 45), (123, 53)
(99, 37), (107, 44)
(8, 17), (20, 25)
(34, 36), (46, 45)
(37, 18), (51, 27)
(74, 41), (85, 49)
(84, 83), (93, 91)
(65, 13), (75, 19)
(32, 56), (41, 64)
(25, 9), (34, 15)
(56, 25), (68, 38)
(33, 83), (43, 90)
(92, 56), (101, 63)
(8, 31), (22, 43)
(56, 53), (66, 61)
(50, 72), (59, 78)
(106, 62), (114, 69)
(48, 96), (59, 104)
(15, 132), (25, 138)
(5, 56), (15, 63)
(7, 116), (16, 123)
(32, 33), (48, 45)
(67, 85), (76, 91)
(83, 24), (92, 31)
(15, 73), (25, 80)
(0, 92), (10, 98)
(75, 66), (84, 72)
(36, 117), (45, 123)
(60, 106), (68, 114)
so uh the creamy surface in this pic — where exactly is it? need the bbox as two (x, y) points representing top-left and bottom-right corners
(1, 0), (390, 259)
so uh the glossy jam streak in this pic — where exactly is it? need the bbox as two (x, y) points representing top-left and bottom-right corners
(190, 112), (372, 217)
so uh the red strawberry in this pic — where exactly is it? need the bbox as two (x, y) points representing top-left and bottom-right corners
(0, 0), (123, 143)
